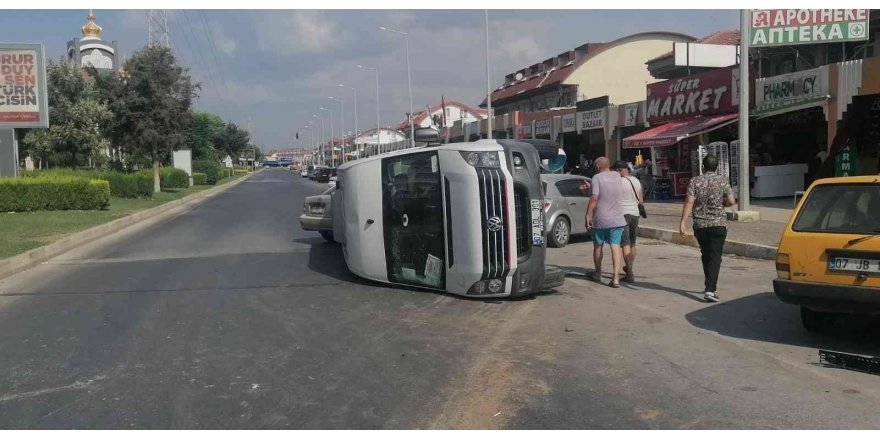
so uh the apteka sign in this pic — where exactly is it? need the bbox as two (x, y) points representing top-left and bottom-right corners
(0, 44), (48, 128)
(750, 9), (870, 47)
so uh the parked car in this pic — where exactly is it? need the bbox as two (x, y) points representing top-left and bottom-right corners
(315, 168), (337, 183)
(542, 174), (592, 248)
(300, 187), (335, 242)
(308, 165), (327, 180)
(773, 175), (880, 332)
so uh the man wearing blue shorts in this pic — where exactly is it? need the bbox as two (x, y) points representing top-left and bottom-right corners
(585, 157), (627, 288)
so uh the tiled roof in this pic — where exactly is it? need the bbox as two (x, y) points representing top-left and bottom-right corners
(646, 30), (740, 64)
(398, 100), (487, 129)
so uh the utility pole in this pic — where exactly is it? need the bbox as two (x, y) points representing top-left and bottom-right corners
(357, 65), (381, 155)
(484, 9), (493, 140)
(329, 96), (344, 163)
(379, 27), (414, 148)
(738, 9), (751, 212)
(339, 84), (358, 161)
(320, 107), (334, 167)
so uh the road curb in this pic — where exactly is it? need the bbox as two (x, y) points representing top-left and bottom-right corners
(638, 225), (778, 260)
(0, 172), (254, 281)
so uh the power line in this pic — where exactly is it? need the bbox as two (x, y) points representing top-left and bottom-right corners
(168, 11), (233, 118)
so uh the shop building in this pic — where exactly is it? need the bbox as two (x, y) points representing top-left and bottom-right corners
(479, 31), (695, 118)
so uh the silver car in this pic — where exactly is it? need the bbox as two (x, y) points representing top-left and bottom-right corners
(542, 174), (591, 248)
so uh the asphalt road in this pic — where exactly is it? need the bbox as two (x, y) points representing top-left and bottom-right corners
(1, 168), (879, 429)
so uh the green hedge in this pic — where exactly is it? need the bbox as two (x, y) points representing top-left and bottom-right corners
(193, 160), (223, 185)
(0, 176), (110, 212)
(161, 168), (189, 189)
(23, 169), (152, 198)
(192, 172), (207, 185)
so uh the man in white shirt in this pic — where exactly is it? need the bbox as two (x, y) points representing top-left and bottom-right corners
(612, 160), (643, 282)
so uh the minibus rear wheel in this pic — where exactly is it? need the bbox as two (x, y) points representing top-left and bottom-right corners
(320, 231), (334, 243)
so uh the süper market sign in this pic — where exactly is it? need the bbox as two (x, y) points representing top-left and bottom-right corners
(750, 9), (870, 47)
(0, 43), (48, 128)
(646, 65), (738, 124)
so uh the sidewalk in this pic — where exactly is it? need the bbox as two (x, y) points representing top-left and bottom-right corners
(639, 201), (788, 260)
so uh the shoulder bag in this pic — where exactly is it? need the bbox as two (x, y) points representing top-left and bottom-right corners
(626, 176), (647, 219)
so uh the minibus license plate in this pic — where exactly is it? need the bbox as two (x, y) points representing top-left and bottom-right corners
(309, 205), (325, 215)
(531, 200), (543, 246)
(829, 257), (880, 273)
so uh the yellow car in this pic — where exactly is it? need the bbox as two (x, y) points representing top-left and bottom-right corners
(774, 175), (880, 332)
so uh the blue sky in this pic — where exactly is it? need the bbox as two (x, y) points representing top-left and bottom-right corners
(1, 9), (738, 149)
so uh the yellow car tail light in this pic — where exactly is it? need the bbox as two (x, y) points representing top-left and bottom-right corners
(776, 253), (791, 280)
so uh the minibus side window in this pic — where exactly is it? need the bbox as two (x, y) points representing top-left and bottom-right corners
(381, 152), (445, 289)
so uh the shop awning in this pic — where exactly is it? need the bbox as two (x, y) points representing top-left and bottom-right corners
(622, 113), (738, 149)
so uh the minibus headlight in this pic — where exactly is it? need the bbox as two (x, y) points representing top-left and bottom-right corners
(469, 281), (487, 295)
(488, 279), (504, 293)
(460, 151), (500, 168)
(464, 152), (480, 166)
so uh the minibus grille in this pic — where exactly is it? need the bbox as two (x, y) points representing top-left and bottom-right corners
(477, 168), (510, 280)
(514, 187), (530, 257)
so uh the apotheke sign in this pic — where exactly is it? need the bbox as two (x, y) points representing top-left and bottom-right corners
(754, 66), (829, 116)
(750, 9), (870, 47)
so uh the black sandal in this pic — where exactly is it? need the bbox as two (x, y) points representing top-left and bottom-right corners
(608, 280), (621, 288)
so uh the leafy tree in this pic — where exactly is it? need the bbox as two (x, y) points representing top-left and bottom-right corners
(187, 111), (225, 161)
(116, 46), (197, 193)
(212, 122), (250, 163)
(22, 59), (112, 167)
(89, 67), (135, 166)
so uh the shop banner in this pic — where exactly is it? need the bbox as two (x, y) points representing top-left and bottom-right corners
(754, 66), (829, 116)
(0, 44), (48, 128)
(535, 118), (551, 136)
(646, 65), (737, 124)
(561, 112), (576, 132)
(835, 142), (857, 177)
(623, 103), (639, 127)
(750, 9), (870, 47)
(577, 108), (605, 133)
(521, 120), (533, 138)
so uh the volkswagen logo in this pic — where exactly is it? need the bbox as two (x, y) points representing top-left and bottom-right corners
(487, 216), (503, 232)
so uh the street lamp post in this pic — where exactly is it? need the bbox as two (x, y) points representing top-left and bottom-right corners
(313, 114), (325, 166)
(379, 26), (415, 149)
(484, 10), (493, 140)
(339, 84), (358, 160)
(357, 64), (381, 155)
(320, 107), (334, 167)
(329, 96), (345, 164)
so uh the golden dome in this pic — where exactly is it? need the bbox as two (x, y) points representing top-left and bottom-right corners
(81, 10), (103, 39)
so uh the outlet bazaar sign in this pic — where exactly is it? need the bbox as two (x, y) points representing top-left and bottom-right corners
(577, 108), (605, 132)
(754, 66), (829, 116)
(750, 9), (870, 47)
(646, 65), (738, 124)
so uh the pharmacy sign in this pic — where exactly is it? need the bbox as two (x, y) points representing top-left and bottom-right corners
(750, 9), (870, 47)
